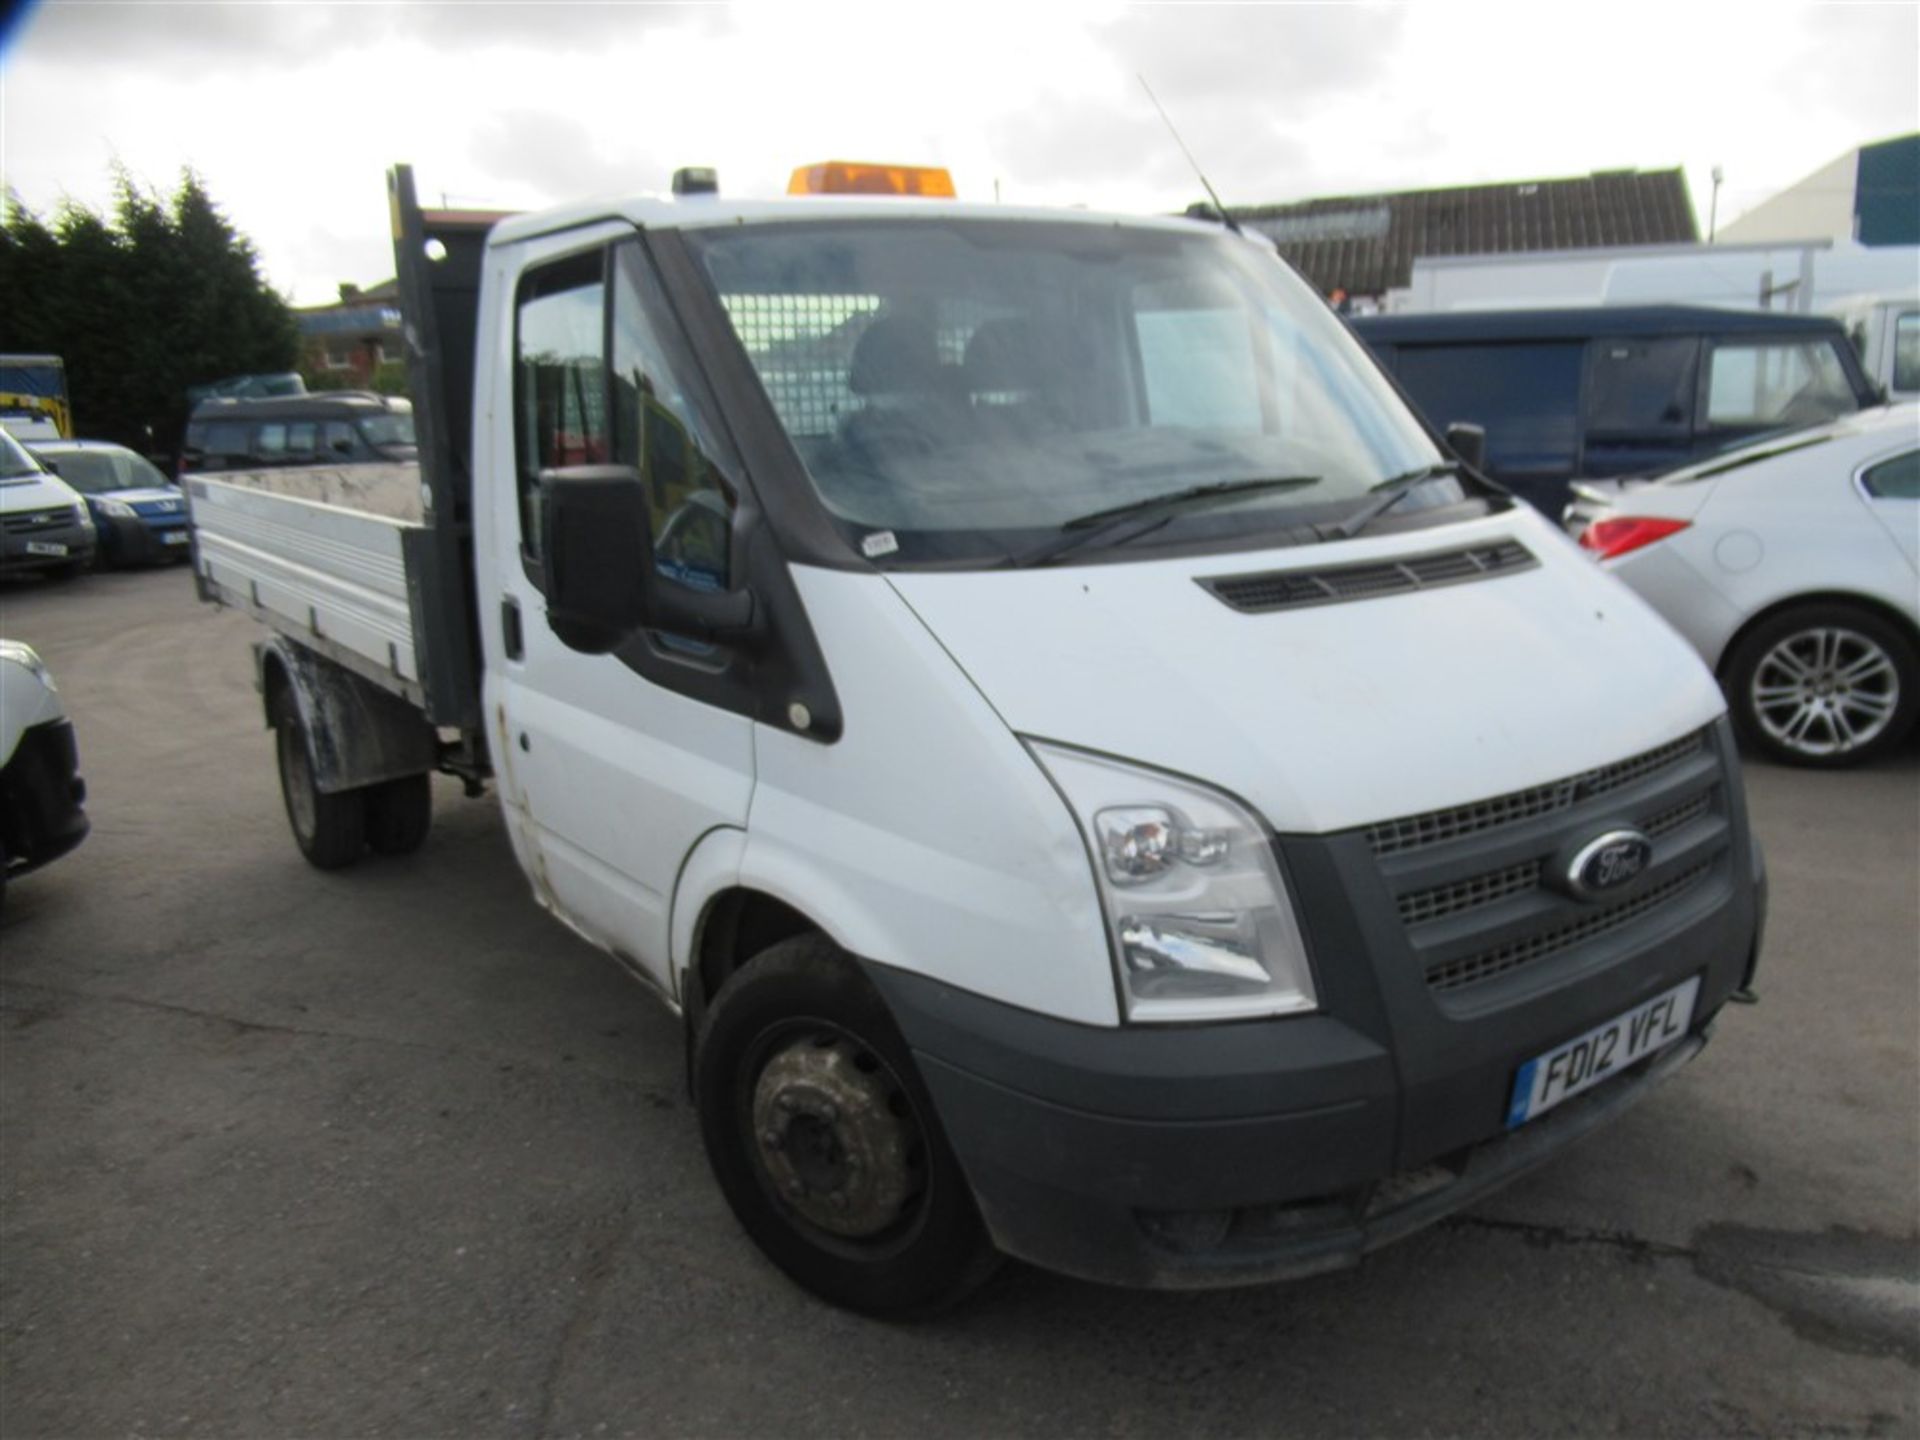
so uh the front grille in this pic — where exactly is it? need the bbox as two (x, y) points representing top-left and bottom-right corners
(2, 506), (79, 535)
(1368, 729), (1708, 858)
(1365, 727), (1730, 1000)
(1398, 860), (1541, 926)
(1393, 786), (1720, 929)
(1201, 540), (1535, 615)
(1643, 791), (1713, 839)
(1426, 864), (1713, 994)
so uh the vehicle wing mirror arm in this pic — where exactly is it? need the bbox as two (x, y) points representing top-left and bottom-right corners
(650, 582), (757, 643)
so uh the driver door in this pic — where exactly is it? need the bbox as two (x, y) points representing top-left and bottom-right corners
(491, 234), (752, 997)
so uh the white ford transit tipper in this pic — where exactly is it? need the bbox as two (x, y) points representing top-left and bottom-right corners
(189, 164), (1766, 1315)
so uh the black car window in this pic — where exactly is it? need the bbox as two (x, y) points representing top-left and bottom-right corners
(188, 421), (252, 471)
(1587, 338), (1699, 434)
(1862, 449), (1920, 500)
(323, 420), (360, 458)
(1392, 342), (1583, 473)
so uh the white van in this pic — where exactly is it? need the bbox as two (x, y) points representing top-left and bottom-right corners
(0, 428), (96, 578)
(188, 164), (1767, 1315)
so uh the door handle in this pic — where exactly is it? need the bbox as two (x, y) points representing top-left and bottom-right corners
(502, 596), (524, 660)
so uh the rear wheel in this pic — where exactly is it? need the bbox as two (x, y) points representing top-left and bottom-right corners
(694, 934), (1000, 1317)
(365, 773), (432, 855)
(271, 688), (365, 869)
(1725, 603), (1919, 767)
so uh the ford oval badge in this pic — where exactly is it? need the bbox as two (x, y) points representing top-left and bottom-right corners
(1566, 829), (1654, 900)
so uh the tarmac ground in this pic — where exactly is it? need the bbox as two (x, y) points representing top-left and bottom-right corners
(3, 566), (1916, 1437)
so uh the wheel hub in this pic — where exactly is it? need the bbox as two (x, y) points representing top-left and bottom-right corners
(1751, 626), (1899, 757)
(752, 1036), (917, 1238)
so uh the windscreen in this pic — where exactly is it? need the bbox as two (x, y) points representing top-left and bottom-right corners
(41, 448), (171, 494)
(0, 428), (44, 482)
(689, 219), (1443, 564)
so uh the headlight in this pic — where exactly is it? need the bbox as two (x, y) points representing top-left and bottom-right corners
(1027, 741), (1317, 1023)
(97, 498), (136, 519)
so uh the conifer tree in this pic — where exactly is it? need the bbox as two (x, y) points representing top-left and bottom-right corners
(0, 169), (298, 457)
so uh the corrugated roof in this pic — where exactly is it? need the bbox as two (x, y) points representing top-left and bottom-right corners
(1225, 169), (1699, 296)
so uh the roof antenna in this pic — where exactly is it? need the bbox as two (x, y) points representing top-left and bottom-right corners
(1137, 73), (1242, 236)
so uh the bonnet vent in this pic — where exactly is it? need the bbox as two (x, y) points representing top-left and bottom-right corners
(1200, 540), (1537, 614)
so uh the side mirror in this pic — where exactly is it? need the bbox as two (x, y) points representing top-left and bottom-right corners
(538, 464), (755, 656)
(1444, 422), (1487, 473)
(540, 466), (654, 654)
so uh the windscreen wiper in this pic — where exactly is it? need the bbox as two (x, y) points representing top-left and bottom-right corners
(1322, 461), (1472, 542)
(1005, 475), (1322, 568)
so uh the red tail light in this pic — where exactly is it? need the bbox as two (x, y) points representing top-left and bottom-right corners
(1579, 516), (1690, 560)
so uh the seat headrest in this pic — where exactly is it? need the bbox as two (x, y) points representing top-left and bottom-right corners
(848, 314), (943, 397)
(962, 318), (1043, 393)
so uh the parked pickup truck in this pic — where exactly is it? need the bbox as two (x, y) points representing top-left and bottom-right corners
(190, 163), (1766, 1316)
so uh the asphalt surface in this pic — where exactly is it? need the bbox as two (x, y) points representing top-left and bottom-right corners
(2, 566), (1916, 1439)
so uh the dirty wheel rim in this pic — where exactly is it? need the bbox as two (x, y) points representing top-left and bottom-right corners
(278, 722), (317, 840)
(743, 1022), (929, 1249)
(1750, 626), (1900, 757)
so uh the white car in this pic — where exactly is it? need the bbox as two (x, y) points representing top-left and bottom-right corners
(0, 639), (89, 906)
(1566, 405), (1920, 766)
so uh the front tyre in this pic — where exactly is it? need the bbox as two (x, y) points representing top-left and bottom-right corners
(1725, 603), (1919, 767)
(694, 935), (1000, 1317)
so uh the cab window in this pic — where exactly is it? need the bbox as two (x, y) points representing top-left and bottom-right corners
(514, 251), (608, 564)
(611, 240), (739, 595)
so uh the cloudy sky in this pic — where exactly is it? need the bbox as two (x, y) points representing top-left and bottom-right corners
(2, 1), (1915, 306)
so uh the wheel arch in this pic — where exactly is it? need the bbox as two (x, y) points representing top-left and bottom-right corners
(254, 636), (436, 794)
(257, 638), (296, 731)
(690, 885), (830, 1015)
(1713, 589), (1920, 679)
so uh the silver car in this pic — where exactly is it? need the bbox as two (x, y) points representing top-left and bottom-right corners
(1565, 405), (1920, 767)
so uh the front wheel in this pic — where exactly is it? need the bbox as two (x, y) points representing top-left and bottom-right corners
(271, 688), (365, 869)
(1724, 603), (1919, 767)
(693, 935), (1000, 1317)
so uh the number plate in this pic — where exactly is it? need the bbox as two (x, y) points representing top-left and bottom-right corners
(24, 541), (68, 557)
(162, 530), (190, 545)
(1506, 976), (1699, 1129)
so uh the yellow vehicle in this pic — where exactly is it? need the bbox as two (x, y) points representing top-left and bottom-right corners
(0, 355), (72, 440)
